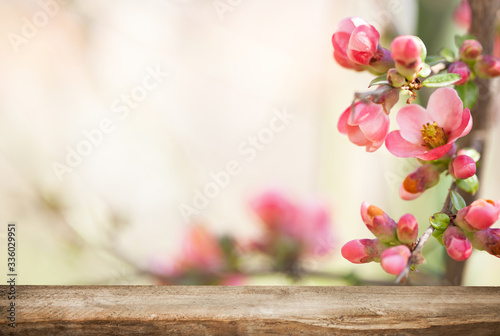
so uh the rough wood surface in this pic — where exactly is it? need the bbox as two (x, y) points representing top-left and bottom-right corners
(0, 286), (499, 335)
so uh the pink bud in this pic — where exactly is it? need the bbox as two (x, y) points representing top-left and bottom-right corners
(455, 199), (500, 231)
(443, 226), (472, 261)
(332, 17), (379, 69)
(472, 228), (500, 257)
(459, 40), (483, 61)
(360, 202), (397, 243)
(341, 238), (385, 264)
(387, 68), (406, 87)
(400, 164), (441, 201)
(368, 47), (394, 75)
(380, 245), (411, 275)
(453, 0), (471, 30)
(449, 155), (476, 179)
(474, 55), (500, 78)
(390, 35), (423, 80)
(448, 61), (472, 86)
(337, 101), (389, 152)
(397, 214), (419, 244)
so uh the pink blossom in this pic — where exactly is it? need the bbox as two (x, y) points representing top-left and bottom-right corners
(385, 88), (472, 161)
(472, 228), (500, 257)
(360, 202), (397, 243)
(250, 190), (334, 258)
(337, 101), (389, 152)
(397, 214), (419, 244)
(400, 164), (441, 200)
(474, 55), (500, 78)
(453, 0), (471, 30)
(341, 238), (384, 264)
(455, 199), (500, 232)
(449, 155), (476, 179)
(390, 35), (423, 80)
(332, 17), (380, 68)
(459, 40), (483, 61)
(448, 61), (472, 86)
(443, 226), (472, 261)
(178, 226), (224, 272)
(380, 245), (411, 275)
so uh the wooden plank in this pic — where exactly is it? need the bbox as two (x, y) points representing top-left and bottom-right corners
(0, 286), (499, 335)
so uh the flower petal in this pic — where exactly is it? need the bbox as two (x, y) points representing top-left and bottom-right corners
(385, 131), (427, 157)
(349, 102), (383, 126)
(416, 143), (453, 161)
(337, 107), (350, 134)
(448, 107), (472, 141)
(359, 110), (389, 142)
(346, 124), (372, 146)
(396, 104), (431, 143)
(427, 88), (464, 131)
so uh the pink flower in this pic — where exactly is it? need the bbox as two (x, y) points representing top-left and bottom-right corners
(337, 101), (389, 152)
(178, 226), (224, 272)
(385, 88), (472, 161)
(380, 245), (411, 275)
(250, 190), (334, 258)
(390, 35), (423, 80)
(332, 17), (380, 69)
(448, 61), (472, 86)
(360, 202), (397, 243)
(459, 40), (483, 61)
(341, 238), (384, 264)
(397, 214), (419, 244)
(400, 164), (441, 200)
(449, 155), (476, 179)
(474, 55), (500, 78)
(443, 226), (472, 261)
(455, 199), (500, 232)
(453, 0), (471, 30)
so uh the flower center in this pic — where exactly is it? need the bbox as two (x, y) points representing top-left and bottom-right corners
(420, 122), (448, 149)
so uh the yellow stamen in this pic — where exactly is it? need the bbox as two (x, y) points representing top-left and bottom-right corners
(421, 122), (447, 149)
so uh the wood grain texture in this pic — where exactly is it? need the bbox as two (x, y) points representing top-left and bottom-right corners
(0, 286), (499, 335)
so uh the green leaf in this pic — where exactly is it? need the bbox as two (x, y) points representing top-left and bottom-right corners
(422, 73), (461, 87)
(418, 63), (431, 77)
(457, 174), (479, 195)
(416, 36), (427, 62)
(440, 47), (456, 62)
(455, 81), (478, 110)
(458, 148), (481, 162)
(430, 213), (450, 231)
(455, 34), (477, 48)
(369, 74), (389, 87)
(425, 56), (445, 67)
(432, 229), (444, 245)
(451, 190), (467, 211)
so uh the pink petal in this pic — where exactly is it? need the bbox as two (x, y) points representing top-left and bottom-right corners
(447, 108), (472, 141)
(396, 104), (431, 143)
(346, 124), (371, 146)
(332, 32), (350, 56)
(333, 51), (364, 71)
(385, 131), (427, 158)
(366, 139), (384, 152)
(347, 25), (379, 65)
(359, 110), (389, 143)
(336, 17), (368, 34)
(416, 143), (454, 161)
(399, 184), (422, 200)
(337, 107), (350, 134)
(427, 88), (464, 132)
(349, 102), (383, 126)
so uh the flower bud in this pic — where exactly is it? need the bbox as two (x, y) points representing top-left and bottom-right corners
(400, 164), (441, 201)
(369, 86), (400, 115)
(380, 245), (411, 275)
(459, 39), (483, 61)
(453, 0), (471, 30)
(360, 202), (397, 243)
(390, 35), (423, 80)
(455, 199), (500, 232)
(442, 225), (472, 261)
(472, 228), (500, 257)
(368, 47), (394, 75)
(387, 68), (406, 87)
(449, 155), (476, 179)
(448, 61), (472, 86)
(474, 55), (500, 78)
(332, 17), (379, 69)
(341, 238), (385, 263)
(397, 214), (419, 244)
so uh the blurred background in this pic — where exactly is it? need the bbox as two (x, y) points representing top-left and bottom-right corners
(0, 0), (499, 285)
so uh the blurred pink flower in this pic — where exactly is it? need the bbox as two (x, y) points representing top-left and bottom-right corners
(178, 225), (224, 272)
(386, 88), (472, 161)
(337, 101), (389, 152)
(453, 0), (471, 30)
(448, 61), (472, 86)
